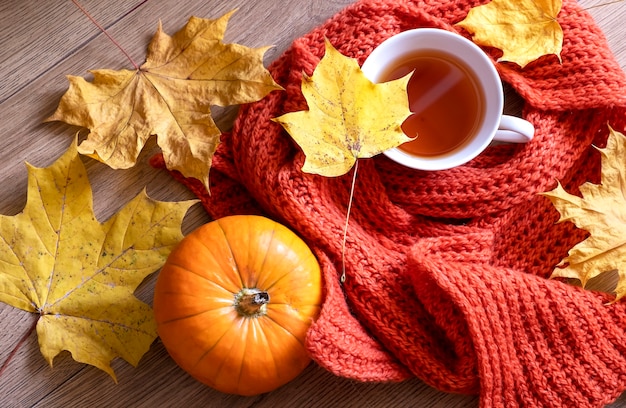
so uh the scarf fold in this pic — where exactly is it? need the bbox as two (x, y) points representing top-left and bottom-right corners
(151, 0), (626, 406)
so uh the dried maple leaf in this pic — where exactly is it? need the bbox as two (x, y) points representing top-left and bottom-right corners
(457, 0), (563, 68)
(543, 126), (626, 301)
(0, 139), (197, 380)
(47, 10), (282, 189)
(273, 38), (413, 177)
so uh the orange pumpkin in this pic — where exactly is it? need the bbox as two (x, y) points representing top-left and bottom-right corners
(153, 215), (322, 396)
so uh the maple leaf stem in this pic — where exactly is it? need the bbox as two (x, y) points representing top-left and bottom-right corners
(70, 0), (140, 70)
(340, 160), (359, 284)
(0, 315), (38, 378)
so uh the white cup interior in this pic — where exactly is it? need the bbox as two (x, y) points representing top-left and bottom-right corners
(361, 28), (504, 170)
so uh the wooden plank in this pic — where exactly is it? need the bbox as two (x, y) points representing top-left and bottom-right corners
(33, 338), (479, 407)
(0, 0), (146, 102)
(583, 0), (626, 71)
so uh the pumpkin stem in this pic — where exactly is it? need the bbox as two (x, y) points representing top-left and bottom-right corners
(235, 288), (270, 317)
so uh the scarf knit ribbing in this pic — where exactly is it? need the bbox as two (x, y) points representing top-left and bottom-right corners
(151, 0), (626, 406)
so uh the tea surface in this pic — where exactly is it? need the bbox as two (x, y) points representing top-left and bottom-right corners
(380, 51), (484, 157)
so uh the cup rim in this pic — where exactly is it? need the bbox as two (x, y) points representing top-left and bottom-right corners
(361, 28), (504, 170)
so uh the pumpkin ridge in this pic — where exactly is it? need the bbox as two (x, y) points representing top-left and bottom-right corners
(174, 230), (243, 291)
(261, 249), (318, 292)
(254, 317), (282, 385)
(191, 322), (234, 370)
(158, 305), (233, 325)
(235, 320), (249, 395)
(214, 217), (246, 288)
(263, 310), (307, 347)
(252, 225), (276, 289)
(211, 322), (246, 387)
(235, 317), (281, 395)
(256, 234), (307, 291)
(163, 261), (237, 296)
(250, 315), (287, 383)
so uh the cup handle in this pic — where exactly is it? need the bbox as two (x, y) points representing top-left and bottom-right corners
(494, 115), (534, 143)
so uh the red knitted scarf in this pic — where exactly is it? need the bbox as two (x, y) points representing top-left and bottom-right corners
(151, 0), (626, 406)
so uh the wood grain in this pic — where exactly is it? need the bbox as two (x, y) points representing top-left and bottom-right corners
(0, 0), (625, 407)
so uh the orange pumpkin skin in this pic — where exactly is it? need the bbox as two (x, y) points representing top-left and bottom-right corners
(153, 215), (322, 396)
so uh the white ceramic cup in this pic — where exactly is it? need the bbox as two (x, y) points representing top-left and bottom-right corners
(361, 28), (534, 170)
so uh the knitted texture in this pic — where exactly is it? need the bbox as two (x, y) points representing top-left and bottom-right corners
(151, 0), (626, 406)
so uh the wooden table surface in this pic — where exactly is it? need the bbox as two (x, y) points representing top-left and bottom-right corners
(1, 1), (625, 407)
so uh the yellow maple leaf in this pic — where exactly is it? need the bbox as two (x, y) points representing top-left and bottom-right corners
(543, 126), (626, 301)
(457, 0), (563, 68)
(0, 140), (197, 380)
(273, 38), (413, 177)
(47, 10), (282, 189)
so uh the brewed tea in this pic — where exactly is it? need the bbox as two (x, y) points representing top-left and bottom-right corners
(379, 50), (484, 157)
